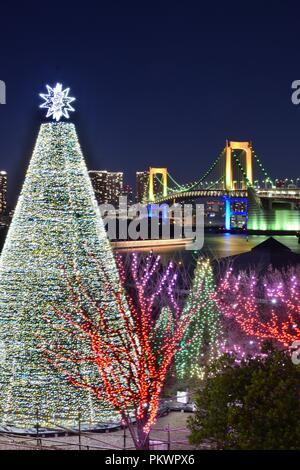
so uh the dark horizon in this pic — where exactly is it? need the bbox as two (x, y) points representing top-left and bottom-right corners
(1, 1), (300, 207)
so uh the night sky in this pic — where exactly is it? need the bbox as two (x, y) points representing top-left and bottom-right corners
(1, 1), (300, 207)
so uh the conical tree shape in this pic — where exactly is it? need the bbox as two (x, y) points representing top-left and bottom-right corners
(0, 122), (124, 428)
(175, 258), (222, 379)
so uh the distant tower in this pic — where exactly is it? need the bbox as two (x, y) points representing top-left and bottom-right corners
(149, 168), (168, 202)
(107, 171), (123, 205)
(122, 184), (134, 206)
(89, 170), (123, 205)
(89, 170), (109, 204)
(0, 171), (7, 215)
(225, 141), (253, 190)
(136, 171), (149, 203)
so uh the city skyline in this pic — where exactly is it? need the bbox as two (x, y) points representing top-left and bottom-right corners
(1, 163), (300, 212)
(1, 159), (300, 208)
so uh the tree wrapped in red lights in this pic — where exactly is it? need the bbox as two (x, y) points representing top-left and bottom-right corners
(215, 267), (300, 349)
(41, 252), (190, 450)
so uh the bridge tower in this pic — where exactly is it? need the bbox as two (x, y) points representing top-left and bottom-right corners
(148, 167), (168, 202)
(225, 141), (253, 190)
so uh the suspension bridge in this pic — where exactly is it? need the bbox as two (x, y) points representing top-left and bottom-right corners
(146, 141), (300, 232)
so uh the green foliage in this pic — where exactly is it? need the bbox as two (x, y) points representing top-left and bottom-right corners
(176, 258), (222, 379)
(188, 345), (300, 449)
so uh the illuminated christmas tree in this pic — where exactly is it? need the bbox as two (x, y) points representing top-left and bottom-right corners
(0, 84), (126, 429)
(175, 258), (222, 379)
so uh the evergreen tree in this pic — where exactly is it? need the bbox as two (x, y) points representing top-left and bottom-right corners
(0, 122), (125, 428)
(188, 345), (300, 449)
(175, 258), (222, 379)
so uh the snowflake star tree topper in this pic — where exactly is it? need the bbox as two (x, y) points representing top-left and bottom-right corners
(39, 83), (75, 121)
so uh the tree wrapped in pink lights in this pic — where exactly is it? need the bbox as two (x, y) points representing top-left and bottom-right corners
(41, 252), (191, 450)
(215, 266), (300, 350)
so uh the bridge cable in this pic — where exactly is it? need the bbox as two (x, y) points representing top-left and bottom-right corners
(233, 152), (253, 188)
(251, 148), (274, 186)
(165, 148), (225, 193)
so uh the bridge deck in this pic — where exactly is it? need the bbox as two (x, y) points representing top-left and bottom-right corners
(151, 188), (300, 204)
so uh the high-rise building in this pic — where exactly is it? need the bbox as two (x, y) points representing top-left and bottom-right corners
(89, 170), (123, 206)
(107, 171), (123, 205)
(0, 171), (7, 215)
(89, 171), (107, 204)
(122, 184), (134, 206)
(136, 171), (149, 203)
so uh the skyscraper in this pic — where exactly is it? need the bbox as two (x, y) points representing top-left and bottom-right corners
(122, 184), (134, 206)
(0, 171), (7, 215)
(108, 171), (123, 205)
(136, 171), (149, 203)
(89, 170), (123, 206)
